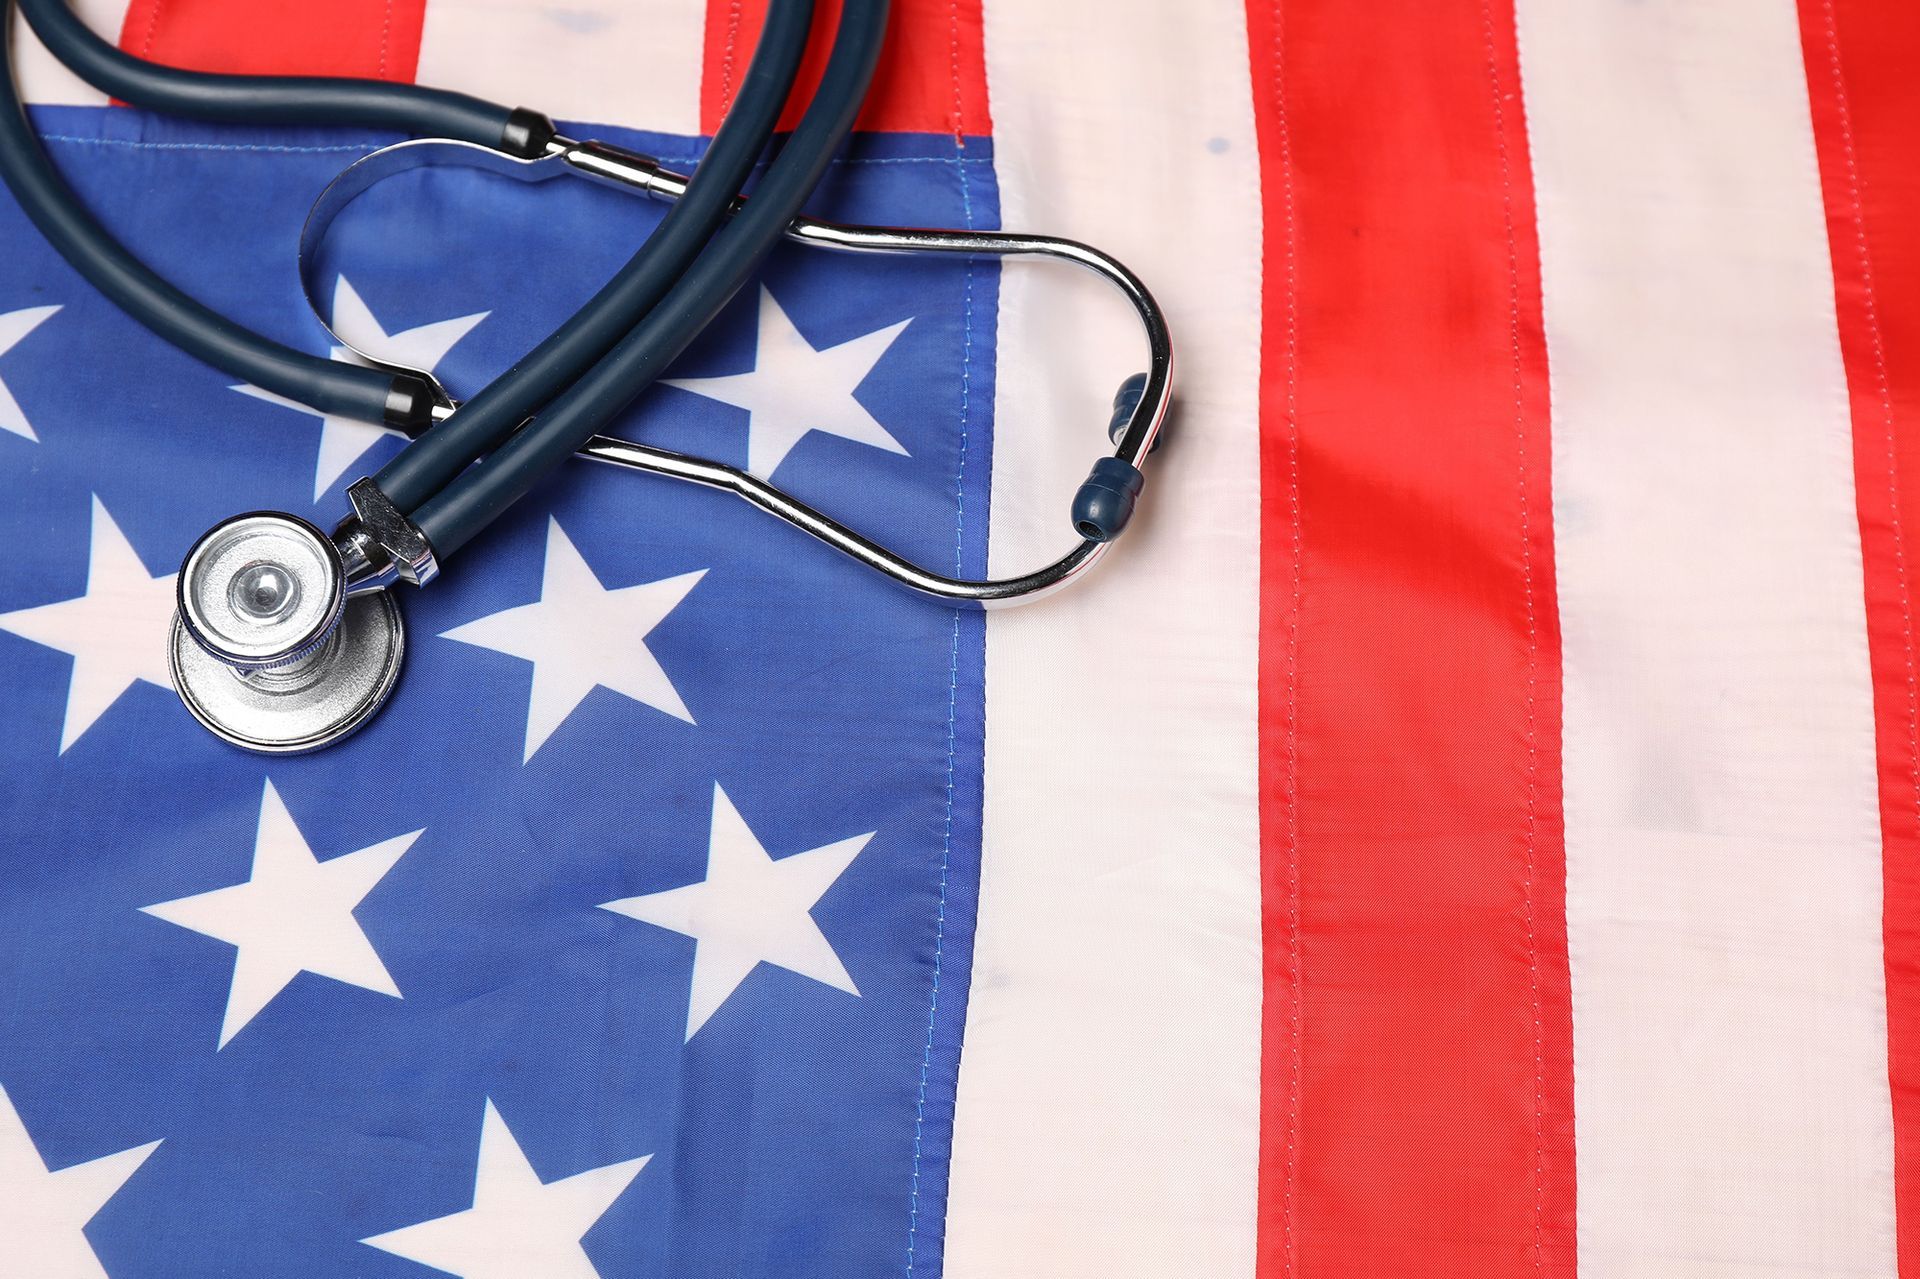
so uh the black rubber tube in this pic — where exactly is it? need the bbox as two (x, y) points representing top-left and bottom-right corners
(376, 0), (816, 513)
(15, 0), (547, 155)
(0, 1), (421, 425)
(414, 0), (890, 556)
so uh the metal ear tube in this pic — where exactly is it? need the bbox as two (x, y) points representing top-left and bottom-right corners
(296, 135), (1174, 604)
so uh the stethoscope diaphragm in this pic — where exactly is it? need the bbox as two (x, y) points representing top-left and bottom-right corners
(169, 512), (404, 753)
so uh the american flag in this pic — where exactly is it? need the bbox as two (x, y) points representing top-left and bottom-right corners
(2, 0), (1917, 1276)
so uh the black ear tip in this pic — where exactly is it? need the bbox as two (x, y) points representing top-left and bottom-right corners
(1107, 371), (1156, 448)
(1071, 457), (1146, 542)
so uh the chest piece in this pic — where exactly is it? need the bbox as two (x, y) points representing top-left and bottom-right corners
(170, 511), (403, 753)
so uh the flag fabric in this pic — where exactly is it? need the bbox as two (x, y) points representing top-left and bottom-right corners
(2, 1), (1918, 1276)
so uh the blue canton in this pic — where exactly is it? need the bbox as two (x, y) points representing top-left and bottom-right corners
(0, 104), (996, 1278)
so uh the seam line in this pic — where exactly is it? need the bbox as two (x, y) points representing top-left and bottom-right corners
(1268, 1), (1303, 1274)
(905, 111), (975, 1277)
(1480, 0), (1548, 1269)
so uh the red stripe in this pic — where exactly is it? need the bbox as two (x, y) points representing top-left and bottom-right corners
(116, 0), (425, 81)
(699, 0), (989, 137)
(1799, 3), (1920, 1272)
(1246, 0), (1575, 1274)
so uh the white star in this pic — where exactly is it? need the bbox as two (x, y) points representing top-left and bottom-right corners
(141, 779), (422, 1049)
(440, 518), (704, 763)
(664, 285), (911, 477)
(0, 304), (60, 441)
(0, 1083), (159, 1279)
(361, 1098), (650, 1279)
(234, 276), (486, 501)
(0, 496), (176, 753)
(601, 784), (871, 1040)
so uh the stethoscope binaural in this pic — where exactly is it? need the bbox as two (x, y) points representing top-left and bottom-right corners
(0, 0), (1172, 754)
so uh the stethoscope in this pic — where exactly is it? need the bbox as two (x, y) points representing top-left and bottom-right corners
(1, 0), (1172, 753)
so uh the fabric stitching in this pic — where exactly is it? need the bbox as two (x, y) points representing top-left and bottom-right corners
(36, 136), (382, 154)
(377, 0), (394, 79)
(1823, 0), (1920, 1051)
(1268, 1), (1302, 1274)
(33, 136), (989, 166)
(905, 13), (975, 1269)
(1479, 1), (1546, 1268)
(139, 0), (164, 59)
(719, 0), (743, 119)
(946, 0), (966, 144)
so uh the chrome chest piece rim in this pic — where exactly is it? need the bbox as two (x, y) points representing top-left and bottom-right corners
(171, 511), (404, 753)
(170, 593), (404, 754)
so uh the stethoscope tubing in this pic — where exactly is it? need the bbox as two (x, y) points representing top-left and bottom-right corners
(0, 0), (411, 426)
(1, 0), (840, 555)
(409, 0), (892, 557)
(372, 0), (817, 517)
(14, 0), (531, 149)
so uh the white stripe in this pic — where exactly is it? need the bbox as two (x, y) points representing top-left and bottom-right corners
(1516, 2), (1896, 1273)
(15, 0), (131, 107)
(415, 0), (703, 136)
(943, 1), (1263, 1276)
